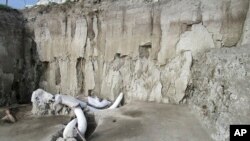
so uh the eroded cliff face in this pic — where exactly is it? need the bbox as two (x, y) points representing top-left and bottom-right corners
(0, 8), (42, 106)
(21, 0), (250, 140)
(188, 46), (250, 141)
(23, 0), (249, 101)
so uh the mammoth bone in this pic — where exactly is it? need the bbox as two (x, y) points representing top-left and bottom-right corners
(87, 96), (111, 108)
(31, 89), (124, 140)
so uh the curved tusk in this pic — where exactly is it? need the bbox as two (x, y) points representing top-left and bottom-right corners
(63, 107), (87, 139)
(87, 97), (111, 108)
(54, 94), (87, 109)
(52, 94), (87, 140)
(63, 118), (77, 138)
(108, 93), (123, 109)
(87, 93), (124, 112)
(74, 107), (87, 137)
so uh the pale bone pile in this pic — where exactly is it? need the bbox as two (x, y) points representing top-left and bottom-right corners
(31, 89), (124, 141)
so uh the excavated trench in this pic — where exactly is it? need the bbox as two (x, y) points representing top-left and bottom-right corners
(1, 0), (250, 141)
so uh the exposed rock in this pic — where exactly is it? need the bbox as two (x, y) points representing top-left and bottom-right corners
(84, 61), (96, 95)
(0, 1), (248, 140)
(188, 45), (250, 141)
(98, 50), (192, 104)
(157, 0), (201, 64)
(220, 0), (249, 47)
(21, 0), (250, 105)
(176, 24), (215, 60)
(240, 1), (250, 45)
(0, 8), (42, 106)
(160, 51), (192, 103)
(0, 9), (23, 106)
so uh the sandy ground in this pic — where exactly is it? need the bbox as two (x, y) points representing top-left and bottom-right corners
(0, 102), (213, 141)
(89, 102), (213, 141)
(0, 105), (70, 141)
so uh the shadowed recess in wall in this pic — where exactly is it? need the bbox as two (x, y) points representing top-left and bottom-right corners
(139, 42), (151, 59)
(0, 8), (43, 106)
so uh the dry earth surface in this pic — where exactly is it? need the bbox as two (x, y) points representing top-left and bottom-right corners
(0, 102), (212, 141)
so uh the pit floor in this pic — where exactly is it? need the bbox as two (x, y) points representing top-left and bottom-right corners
(0, 102), (213, 141)
(0, 105), (70, 141)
